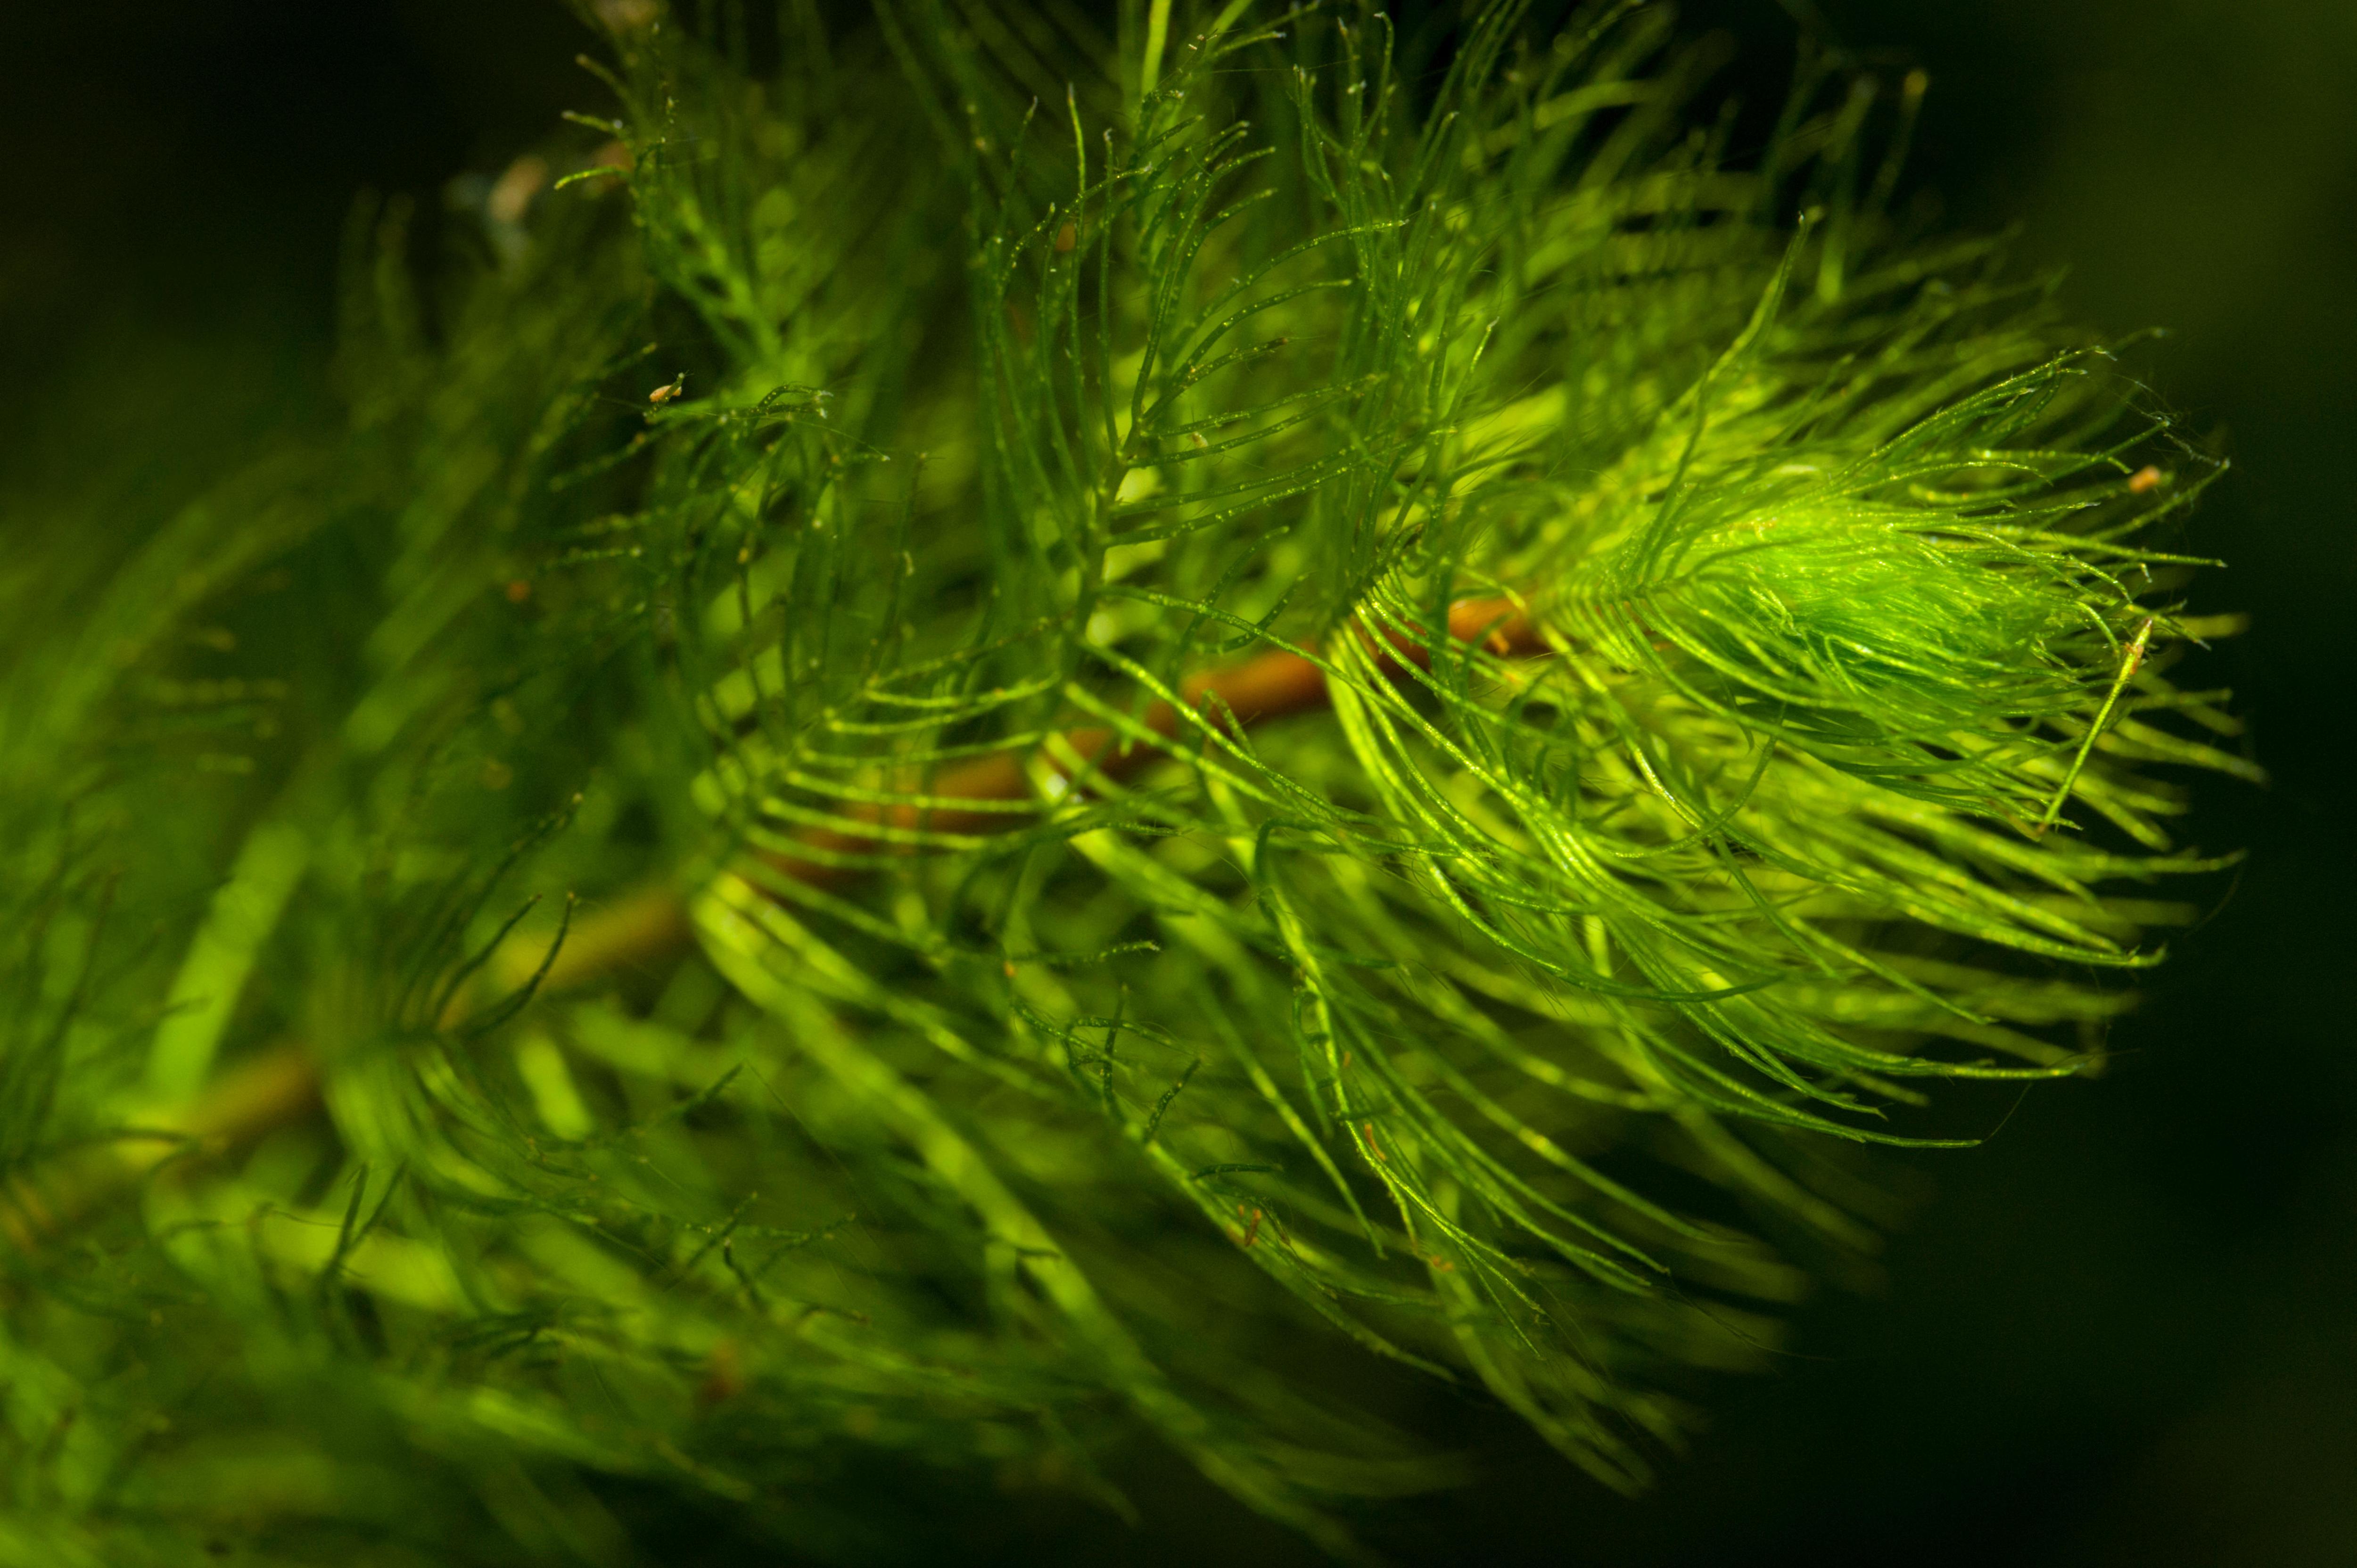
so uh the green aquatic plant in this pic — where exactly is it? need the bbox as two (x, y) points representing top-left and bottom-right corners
(0, 1), (2252, 1560)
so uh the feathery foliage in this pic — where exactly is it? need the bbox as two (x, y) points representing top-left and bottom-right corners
(0, 1), (2250, 1560)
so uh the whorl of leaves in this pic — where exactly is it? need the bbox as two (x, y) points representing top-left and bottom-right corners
(0, 2), (2247, 1562)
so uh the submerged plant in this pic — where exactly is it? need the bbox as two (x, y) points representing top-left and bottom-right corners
(0, 1), (2251, 1560)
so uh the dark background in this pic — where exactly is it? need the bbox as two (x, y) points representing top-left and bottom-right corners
(3, 1), (2350, 1562)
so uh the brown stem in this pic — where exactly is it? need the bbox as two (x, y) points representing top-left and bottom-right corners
(3, 598), (1544, 1248)
(771, 595), (1540, 875)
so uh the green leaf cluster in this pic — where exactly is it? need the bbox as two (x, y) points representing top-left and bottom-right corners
(0, 1), (2248, 1561)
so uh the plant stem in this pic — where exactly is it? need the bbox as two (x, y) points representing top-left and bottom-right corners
(1, 599), (1542, 1252)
